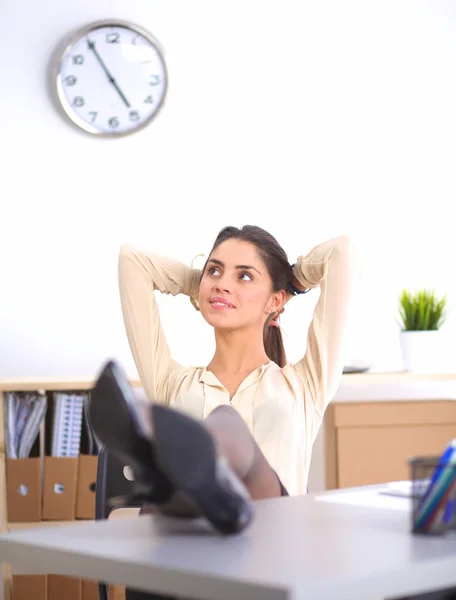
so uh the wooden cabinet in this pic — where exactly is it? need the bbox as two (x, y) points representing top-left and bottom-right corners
(0, 377), (140, 600)
(325, 400), (456, 489)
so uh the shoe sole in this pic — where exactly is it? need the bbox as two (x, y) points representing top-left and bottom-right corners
(151, 404), (253, 535)
(89, 361), (173, 504)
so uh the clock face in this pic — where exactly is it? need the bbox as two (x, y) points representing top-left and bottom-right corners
(54, 21), (168, 137)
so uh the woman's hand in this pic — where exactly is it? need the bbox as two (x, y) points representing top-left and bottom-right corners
(290, 273), (307, 294)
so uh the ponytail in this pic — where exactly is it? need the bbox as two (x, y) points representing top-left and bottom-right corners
(263, 322), (287, 368)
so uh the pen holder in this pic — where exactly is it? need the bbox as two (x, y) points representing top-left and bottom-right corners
(409, 456), (456, 535)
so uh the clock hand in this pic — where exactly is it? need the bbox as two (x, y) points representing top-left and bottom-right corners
(87, 39), (131, 108)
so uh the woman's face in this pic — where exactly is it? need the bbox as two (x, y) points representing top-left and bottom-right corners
(199, 238), (283, 331)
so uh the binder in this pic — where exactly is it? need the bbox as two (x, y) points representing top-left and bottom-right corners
(6, 457), (42, 522)
(4, 391), (47, 522)
(11, 575), (47, 600)
(76, 395), (99, 519)
(43, 392), (87, 520)
(48, 575), (81, 600)
(42, 456), (78, 520)
(108, 584), (126, 600)
(4, 392), (47, 459)
(82, 579), (100, 600)
(76, 454), (98, 519)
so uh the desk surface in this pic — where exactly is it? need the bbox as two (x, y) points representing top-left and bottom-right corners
(1, 487), (456, 600)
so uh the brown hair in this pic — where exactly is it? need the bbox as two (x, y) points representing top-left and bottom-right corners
(205, 225), (293, 368)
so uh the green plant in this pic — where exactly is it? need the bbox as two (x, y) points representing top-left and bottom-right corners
(398, 289), (448, 331)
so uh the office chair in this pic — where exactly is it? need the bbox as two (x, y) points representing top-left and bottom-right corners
(95, 445), (175, 600)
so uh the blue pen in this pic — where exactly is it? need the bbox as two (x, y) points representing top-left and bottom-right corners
(413, 440), (456, 532)
(426, 479), (456, 533)
(425, 487), (456, 534)
(415, 442), (455, 508)
(443, 498), (455, 526)
(414, 448), (456, 531)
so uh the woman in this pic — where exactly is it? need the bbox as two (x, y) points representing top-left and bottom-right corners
(89, 225), (358, 535)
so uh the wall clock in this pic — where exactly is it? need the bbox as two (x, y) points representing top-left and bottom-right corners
(53, 20), (168, 137)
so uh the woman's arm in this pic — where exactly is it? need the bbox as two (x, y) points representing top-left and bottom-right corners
(118, 244), (201, 401)
(291, 235), (359, 416)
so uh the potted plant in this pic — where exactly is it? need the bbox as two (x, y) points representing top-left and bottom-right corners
(398, 289), (448, 372)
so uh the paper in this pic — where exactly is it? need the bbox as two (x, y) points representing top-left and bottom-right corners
(379, 479), (430, 498)
(386, 480), (413, 492)
(4, 392), (47, 458)
(51, 393), (86, 457)
(315, 488), (410, 511)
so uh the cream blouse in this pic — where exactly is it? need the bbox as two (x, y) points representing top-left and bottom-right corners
(118, 235), (358, 496)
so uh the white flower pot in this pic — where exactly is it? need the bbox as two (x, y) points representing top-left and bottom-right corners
(399, 330), (442, 372)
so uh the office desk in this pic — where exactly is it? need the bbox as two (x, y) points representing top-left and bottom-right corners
(0, 487), (455, 600)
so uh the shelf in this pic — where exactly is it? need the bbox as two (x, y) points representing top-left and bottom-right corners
(341, 371), (456, 384)
(2, 372), (456, 392)
(0, 376), (142, 392)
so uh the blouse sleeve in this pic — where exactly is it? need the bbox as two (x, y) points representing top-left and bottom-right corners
(291, 235), (359, 416)
(118, 244), (201, 401)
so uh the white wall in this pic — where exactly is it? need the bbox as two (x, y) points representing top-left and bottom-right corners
(2, 0), (456, 383)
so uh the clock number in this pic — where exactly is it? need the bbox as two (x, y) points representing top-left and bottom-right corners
(73, 96), (85, 107)
(129, 111), (140, 122)
(109, 116), (120, 128)
(89, 111), (97, 123)
(106, 32), (120, 44)
(65, 76), (77, 86)
(149, 75), (160, 86)
(144, 95), (153, 104)
(73, 55), (84, 65)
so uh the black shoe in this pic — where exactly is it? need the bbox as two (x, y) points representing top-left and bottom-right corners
(89, 361), (174, 506)
(90, 361), (253, 535)
(151, 403), (254, 535)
